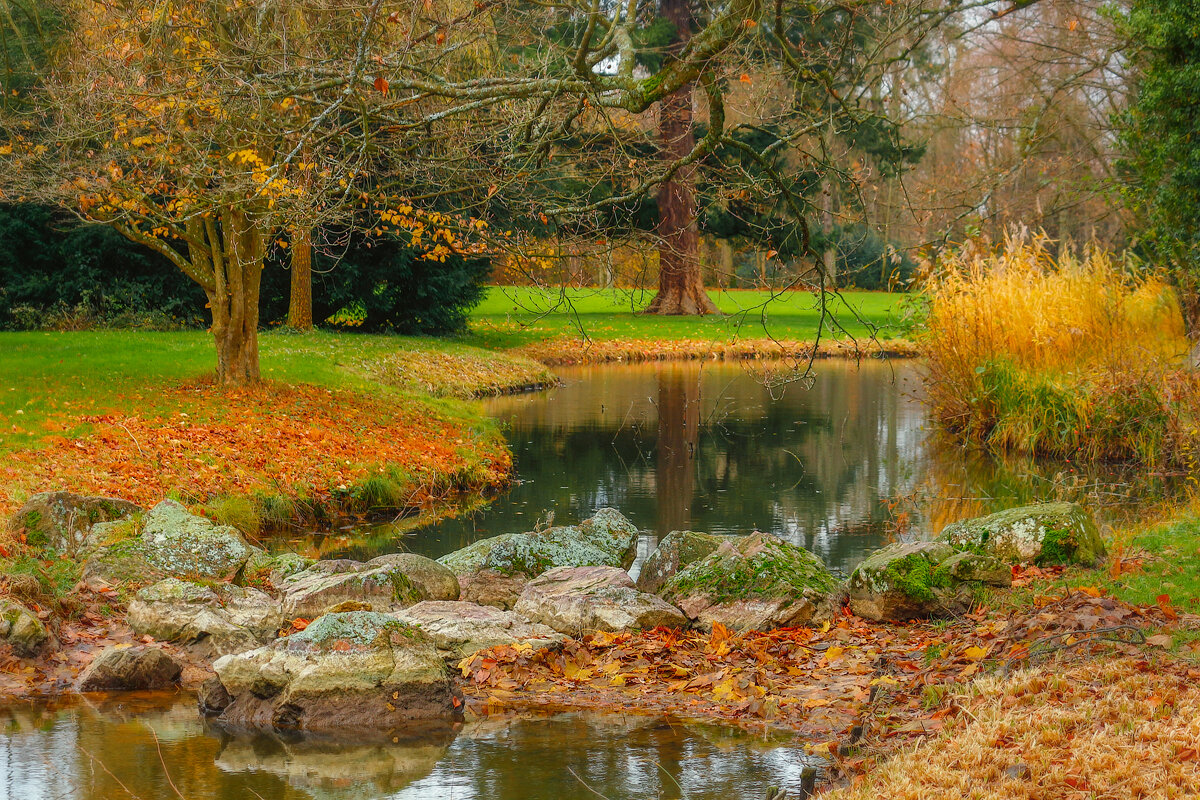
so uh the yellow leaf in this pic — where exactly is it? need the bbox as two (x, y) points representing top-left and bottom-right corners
(823, 646), (845, 663)
(963, 646), (987, 661)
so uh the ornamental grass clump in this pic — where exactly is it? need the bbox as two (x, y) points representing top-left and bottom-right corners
(920, 230), (1198, 464)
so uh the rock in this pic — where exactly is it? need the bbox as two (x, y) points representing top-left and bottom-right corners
(279, 554), (458, 619)
(8, 492), (141, 553)
(140, 499), (256, 580)
(456, 568), (531, 611)
(78, 645), (183, 691)
(574, 508), (640, 569)
(660, 532), (839, 633)
(1004, 763), (1033, 781)
(513, 566), (689, 635)
(82, 538), (164, 589)
(635, 531), (735, 595)
(394, 600), (564, 660)
(240, 551), (312, 588)
(212, 611), (459, 732)
(848, 542), (1013, 622)
(127, 578), (284, 656)
(438, 509), (640, 609)
(198, 676), (233, 716)
(939, 502), (1105, 566)
(0, 599), (49, 656)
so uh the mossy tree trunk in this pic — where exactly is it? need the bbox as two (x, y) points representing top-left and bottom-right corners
(288, 227), (314, 331)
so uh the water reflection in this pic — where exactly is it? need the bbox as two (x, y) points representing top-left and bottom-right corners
(0, 695), (822, 800)
(274, 360), (1180, 576)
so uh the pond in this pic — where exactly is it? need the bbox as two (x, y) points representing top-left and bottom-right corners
(0, 695), (821, 800)
(290, 359), (1168, 576)
(2, 358), (1176, 799)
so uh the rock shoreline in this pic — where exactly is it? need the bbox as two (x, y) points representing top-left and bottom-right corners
(0, 493), (1108, 735)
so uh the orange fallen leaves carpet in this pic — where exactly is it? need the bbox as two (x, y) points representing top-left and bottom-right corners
(0, 380), (510, 520)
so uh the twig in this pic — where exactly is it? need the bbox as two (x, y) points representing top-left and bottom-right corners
(152, 728), (188, 800)
(79, 744), (144, 799)
(567, 766), (613, 799)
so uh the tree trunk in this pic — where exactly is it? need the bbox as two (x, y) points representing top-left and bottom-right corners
(645, 0), (717, 316)
(656, 368), (700, 533)
(206, 210), (264, 386)
(288, 227), (314, 330)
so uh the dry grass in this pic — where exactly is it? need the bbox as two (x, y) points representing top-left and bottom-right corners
(367, 346), (556, 397)
(920, 231), (1198, 463)
(518, 337), (918, 367)
(828, 656), (1200, 800)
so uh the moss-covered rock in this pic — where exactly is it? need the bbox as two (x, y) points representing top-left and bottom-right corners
(141, 499), (256, 580)
(395, 600), (565, 660)
(636, 531), (735, 595)
(939, 502), (1105, 566)
(212, 611), (459, 732)
(81, 537), (165, 590)
(0, 598), (49, 656)
(660, 532), (839, 632)
(279, 554), (457, 619)
(240, 551), (313, 589)
(8, 492), (141, 553)
(848, 541), (1012, 621)
(437, 509), (641, 609)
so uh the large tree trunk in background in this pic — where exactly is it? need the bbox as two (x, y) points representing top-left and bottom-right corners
(206, 210), (264, 386)
(645, 0), (718, 316)
(656, 368), (700, 533)
(288, 227), (314, 330)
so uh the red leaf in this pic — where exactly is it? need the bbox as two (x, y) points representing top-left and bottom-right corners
(373, 76), (389, 95)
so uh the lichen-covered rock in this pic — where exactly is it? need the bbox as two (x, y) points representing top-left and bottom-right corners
(82, 538), (165, 589)
(128, 578), (283, 656)
(8, 492), (141, 553)
(394, 600), (564, 660)
(240, 551), (313, 589)
(660, 532), (839, 633)
(212, 611), (459, 732)
(635, 531), (735, 595)
(514, 566), (689, 635)
(939, 502), (1105, 566)
(848, 541), (1013, 622)
(0, 599), (49, 656)
(438, 509), (640, 609)
(279, 554), (457, 619)
(141, 499), (255, 580)
(78, 645), (183, 691)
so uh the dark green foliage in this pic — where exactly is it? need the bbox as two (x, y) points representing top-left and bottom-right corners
(1117, 0), (1200, 292)
(0, 204), (207, 329)
(259, 230), (491, 335)
(821, 225), (917, 290)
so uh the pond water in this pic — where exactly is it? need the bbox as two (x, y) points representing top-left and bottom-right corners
(2, 359), (1176, 799)
(291, 359), (1167, 576)
(0, 695), (821, 800)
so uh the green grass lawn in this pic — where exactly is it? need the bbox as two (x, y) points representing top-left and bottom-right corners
(465, 287), (914, 349)
(0, 330), (549, 453)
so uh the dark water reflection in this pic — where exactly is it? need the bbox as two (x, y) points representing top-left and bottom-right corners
(283, 360), (1178, 576)
(0, 695), (821, 800)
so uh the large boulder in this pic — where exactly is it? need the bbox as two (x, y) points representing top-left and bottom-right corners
(513, 566), (689, 636)
(127, 578), (284, 656)
(635, 531), (735, 595)
(212, 611), (459, 732)
(8, 492), (141, 553)
(438, 509), (640, 610)
(240, 551), (313, 589)
(394, 600), (564, 660)
(0, 599), (49, 656)
(82, 538), (165, 589)
(939, 502), (1105, 566)
(659, 532), (839, 633)
(279, 554), (458, 619)
(140, 499), (257, 580)
(847, 541), (1011, 622)
(78, 644), (183, 691)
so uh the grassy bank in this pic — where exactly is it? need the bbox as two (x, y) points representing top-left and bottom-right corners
(921, 233), (1195, 464)
(0, 331), (553, 525)
(466, 287), (912, 353)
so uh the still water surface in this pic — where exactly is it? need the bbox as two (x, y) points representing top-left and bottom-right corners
(0, 695), (819, 800)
